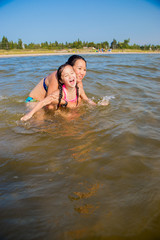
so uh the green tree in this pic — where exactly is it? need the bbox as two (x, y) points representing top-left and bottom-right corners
(123, 38), (130, 48)
(55, 41), (58, 47)
(27, 42), (36, 49)
(17, 38), (23, 49)
(110, 39), (117, 49)
(101, 41), (109, 49)
(24, 43), (28, 49)
(88, 42), (95, 48)
(2, 36), (9, 49)
(9, 40), (14, 49)
(117, 42), (123, 49)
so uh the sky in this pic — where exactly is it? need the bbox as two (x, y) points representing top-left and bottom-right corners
(0, 0), (160, 46)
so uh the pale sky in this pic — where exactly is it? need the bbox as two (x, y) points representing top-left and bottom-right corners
(0, 0), (160, 45)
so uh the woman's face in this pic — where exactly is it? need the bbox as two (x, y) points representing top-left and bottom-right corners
(73, 59), (86, 83)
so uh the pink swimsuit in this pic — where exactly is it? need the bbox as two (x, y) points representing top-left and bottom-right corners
(62, 85), (77, 102)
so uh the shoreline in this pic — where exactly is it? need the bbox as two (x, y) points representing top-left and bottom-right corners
(0, 51), (160, 58)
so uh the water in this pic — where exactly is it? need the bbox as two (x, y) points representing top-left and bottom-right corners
(0, 53), (160, 240)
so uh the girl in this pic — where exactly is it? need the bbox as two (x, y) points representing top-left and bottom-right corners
(21, 63), (99, 121)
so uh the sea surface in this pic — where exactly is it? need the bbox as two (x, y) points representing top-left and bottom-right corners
(0, 53), (160, 240)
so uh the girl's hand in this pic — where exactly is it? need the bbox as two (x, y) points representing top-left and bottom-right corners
(21, 112), (33, 121)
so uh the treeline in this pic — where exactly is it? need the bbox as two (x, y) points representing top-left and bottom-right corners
(110, 39), (160, 51)
(0, 36), (23, 50)
(0, 36), (160, 51)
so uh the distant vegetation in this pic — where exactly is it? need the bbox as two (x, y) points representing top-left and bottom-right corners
(0, 36), (160, 51)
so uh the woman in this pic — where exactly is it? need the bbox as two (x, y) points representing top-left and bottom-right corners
(26, 55), (90, 106)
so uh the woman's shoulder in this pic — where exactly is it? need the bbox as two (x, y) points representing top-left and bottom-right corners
(48, 71), (57, 83)
(46, 71), (59, 95)
(77, 81), (83, 89)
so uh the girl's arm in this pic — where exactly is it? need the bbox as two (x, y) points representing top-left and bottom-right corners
(21, 90), (65, 121)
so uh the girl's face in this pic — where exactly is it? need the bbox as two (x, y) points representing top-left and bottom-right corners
(73, 59), (86, 83)
(61, 65), (76, 88)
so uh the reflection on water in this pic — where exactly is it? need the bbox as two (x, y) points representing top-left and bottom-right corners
(0, 54), (160, 240)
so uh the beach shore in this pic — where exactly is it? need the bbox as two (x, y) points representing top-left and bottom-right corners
(0, 49), (160, 58)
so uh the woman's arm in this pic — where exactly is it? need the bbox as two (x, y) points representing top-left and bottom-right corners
(80, 87), (109, 106)
(80, 87), (96, 105)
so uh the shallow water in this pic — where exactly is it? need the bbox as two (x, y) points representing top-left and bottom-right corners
(0, 53), (160, 240)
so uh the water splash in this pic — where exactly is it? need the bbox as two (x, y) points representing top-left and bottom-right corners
(98, 95), (115, 105)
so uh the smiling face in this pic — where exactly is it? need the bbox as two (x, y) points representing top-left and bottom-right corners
(61, 65), (76, 88)
(73, 59), (86, 83)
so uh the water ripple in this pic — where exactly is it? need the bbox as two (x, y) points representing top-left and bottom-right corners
(0, 54), (160, 240)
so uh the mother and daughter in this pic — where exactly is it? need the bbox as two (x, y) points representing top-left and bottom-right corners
(21, 55), (109, 121)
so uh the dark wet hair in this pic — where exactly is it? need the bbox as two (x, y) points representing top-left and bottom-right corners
(57, 63), (79, 109)
(67, 55), (86, 66)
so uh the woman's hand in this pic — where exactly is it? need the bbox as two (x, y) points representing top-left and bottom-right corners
(87, 99), (97, 105)
(99, 99), (109, 106)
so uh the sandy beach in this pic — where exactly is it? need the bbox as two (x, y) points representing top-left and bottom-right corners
(0, 50), (160, 58)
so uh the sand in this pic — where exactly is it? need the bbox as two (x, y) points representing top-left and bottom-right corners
(0, 50), (159, 58)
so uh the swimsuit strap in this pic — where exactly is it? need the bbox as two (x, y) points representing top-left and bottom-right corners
(62, 85), (77, 102)
(43, 77), (48, 92)
(62, 85), (67, 101)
